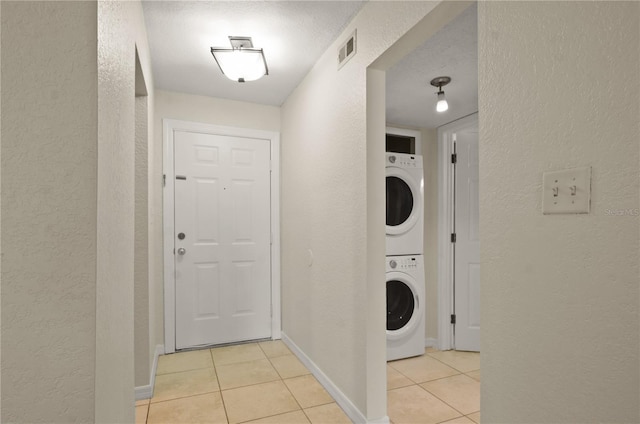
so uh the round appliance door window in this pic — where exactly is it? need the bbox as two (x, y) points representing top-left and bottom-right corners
(387, 279), (415, 331)
(386, 176), (414, 227)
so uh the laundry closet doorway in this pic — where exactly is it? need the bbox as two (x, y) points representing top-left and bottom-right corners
(163, 120), (281, 353)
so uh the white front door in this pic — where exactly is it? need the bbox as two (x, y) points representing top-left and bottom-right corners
(454, 128), (480, 352)
(173, 130), (272, 349)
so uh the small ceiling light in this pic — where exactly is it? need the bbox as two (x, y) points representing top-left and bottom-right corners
(430, 76), (451, 113)
(210, 36), (268, 83)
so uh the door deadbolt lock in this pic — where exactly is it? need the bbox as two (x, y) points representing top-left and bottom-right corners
(178, 232), (186, 240)
(177, 247), (186, 255)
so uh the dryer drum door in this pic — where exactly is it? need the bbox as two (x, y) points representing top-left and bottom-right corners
(386, 167), (420, 236)
(386, 177), (413, 226)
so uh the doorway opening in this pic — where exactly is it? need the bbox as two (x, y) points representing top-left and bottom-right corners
(367, 1), (480, 422)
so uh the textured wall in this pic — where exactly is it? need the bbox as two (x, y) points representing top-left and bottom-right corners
(1, 2), (98, 421)
(421, 128), (439, 341)
(135, 95), (150, 387)
(96, 1), (154, 421)
(479, 2), (639, 422)
(280, 1), (440, 419)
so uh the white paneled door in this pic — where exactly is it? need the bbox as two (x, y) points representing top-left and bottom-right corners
(173, 130), (271, 349)
(454, 129), (480, 352)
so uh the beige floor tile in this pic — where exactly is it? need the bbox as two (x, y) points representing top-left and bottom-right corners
(244, 410), (310, 423)
(135, 404), (148, 424)
(269, 354), (311, 379)
(421, 374), (480, 415)
(284, 374), (334, 408)
(147, 392), (227, 424)
(152, 367), (219, 403)
(440, 416), (475, 424)
(427, 350), (480, 373)
(388, 355), (460, 383)
(304, 403), (352, 424)
(259, 340), (292, 358)
(387, 385), (461, 424)
(211, 343), (266, 366)
(156, 349), (214, 375)
(387, 365), (413, 390)
(467, 412), (481, 423)
(135, 398), (150, 406)
(216, 358), (280, 390)
(222, 380), (299, 423)
(466, 370), (480, 382)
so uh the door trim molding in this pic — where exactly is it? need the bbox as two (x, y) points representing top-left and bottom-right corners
(162, 119), (281, 353)
(437, 113), (478, 351)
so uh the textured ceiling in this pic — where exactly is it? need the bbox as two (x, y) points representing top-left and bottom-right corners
(386, 3), (478, 129)
(142, 1), (365, 106)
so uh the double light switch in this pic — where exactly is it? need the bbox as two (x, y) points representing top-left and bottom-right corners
(542, 166), (591, 214)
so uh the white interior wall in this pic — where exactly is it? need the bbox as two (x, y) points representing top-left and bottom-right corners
(1, 2), (98, 421)
(479, 2), (639, 422)
(96, 1), (154, 421)
(1, 1), (154, 421)
(421, 128), (438, 342)
(135, 94), (150, 387)
(279, 1), (471, 419)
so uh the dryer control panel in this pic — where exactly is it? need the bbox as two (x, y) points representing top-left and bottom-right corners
(386, 255), (422, 272)
(386, 152), (421, 168)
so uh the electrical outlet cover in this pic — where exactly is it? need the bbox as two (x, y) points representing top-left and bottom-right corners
(542, 166), (591, 214)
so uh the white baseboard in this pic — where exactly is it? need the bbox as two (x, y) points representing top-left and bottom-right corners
(281, 333), (389, 424)
(425, 338), (438, 348)
(135, 344), (164, 400)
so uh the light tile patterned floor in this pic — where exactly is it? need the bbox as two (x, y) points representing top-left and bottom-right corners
(136, 343), (480, 424)
(135, 341), (352, 424)
(387, 348), (481, 424)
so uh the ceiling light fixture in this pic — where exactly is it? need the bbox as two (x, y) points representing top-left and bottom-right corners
(210, 36), (268, 83)
(430, 76), (451, 113)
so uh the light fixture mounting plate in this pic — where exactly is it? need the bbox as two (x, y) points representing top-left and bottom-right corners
(229, 36), (254, 49)
(430, 76), (451, 88)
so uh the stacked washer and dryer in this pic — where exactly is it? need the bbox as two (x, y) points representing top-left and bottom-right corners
(386, 152), (425, 361)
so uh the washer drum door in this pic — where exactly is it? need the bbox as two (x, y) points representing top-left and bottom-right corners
(386, 167), (421, 236)
(386, 272), (423, 340)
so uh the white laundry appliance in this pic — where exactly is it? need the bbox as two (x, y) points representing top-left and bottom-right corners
(386, 152), (424, 256)
(386, 255), (425, 361)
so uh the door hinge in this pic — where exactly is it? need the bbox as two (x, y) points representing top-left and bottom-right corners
(451, 314), (456, 325)
(451, 233), (456, 243)
(451, 153), (457, 164)
(163, 174), (166, 187)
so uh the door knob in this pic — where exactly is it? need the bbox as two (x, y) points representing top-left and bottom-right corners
(177, 247), (186, 255)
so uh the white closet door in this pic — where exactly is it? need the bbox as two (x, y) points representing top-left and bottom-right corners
(454, 129), (480, 352)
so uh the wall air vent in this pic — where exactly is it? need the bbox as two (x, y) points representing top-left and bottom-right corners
(338, 30), (357, 69)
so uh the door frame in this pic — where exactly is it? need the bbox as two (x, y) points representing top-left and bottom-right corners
(437, 113), (478, 351)
(162, 119), (281, 354)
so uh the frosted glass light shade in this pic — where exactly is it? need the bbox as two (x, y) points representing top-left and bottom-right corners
(436, 91), (448, 112)
(211, 48), (268, 82)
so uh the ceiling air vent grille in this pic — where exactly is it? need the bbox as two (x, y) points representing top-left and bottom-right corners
(338, 30), (357, 69)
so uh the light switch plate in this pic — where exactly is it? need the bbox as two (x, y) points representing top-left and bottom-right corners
(542, 166), (591, 214)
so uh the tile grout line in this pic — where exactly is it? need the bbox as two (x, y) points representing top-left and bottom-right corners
(415, 382), (480, 419)
(149, 389), (223, 405)
(210, 348), (232, 424)
(425, 352), (480, 375)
